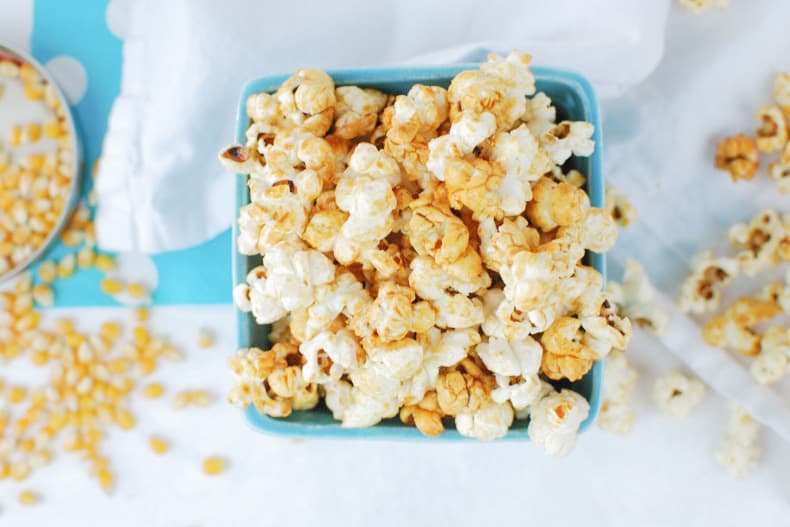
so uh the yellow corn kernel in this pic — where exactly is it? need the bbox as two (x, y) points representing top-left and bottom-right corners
(100, 277), (124, 295)
(0, 460), (9, 479)
(8, 125), (22, 147)
(25, 122), (42, 143)
(23, 82), (45, 100)
(138, 356), (157, 376)
(99, 320), (122, 340)
(202, 456), (227, 476)
(141, 382), (164, 399)
(98, 467), (114, 493)
(19, 490), (40, 506)
(57, 253), (76, 278)
(55, 317), (75, 334)
(43, 119), (63, 138)
(37, 260), (57, 283)
(6, 385), (28, 404)
(94, 253), (115, 273)
(127, 282), (148, 300)
(19, 437), (36, 453)
(11, 461), (31, 481)
(61, 228), (84, 247)
(114, 408), (135, 430)
(106, 358), (129, 375)
(133, 307), (150, 322)
(190, 390), (214, 408)
(19, 63), (39, 82)
(30, 349), (50, 366)
(77, 245), (95, 268)
(132, 326), (150, 347)
(32, 283), (54, 307)
(27, 153), (44, 171)
(173, 391), (192, 409)
(148, 436), (170, 455)
(197, 328), (215, 349)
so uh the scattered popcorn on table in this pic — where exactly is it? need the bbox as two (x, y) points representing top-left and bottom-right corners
(527, 387), (590, 456)
(604, 185), (637, 228)
(678, 250), (739, 314)
(202, 456), (228, 476)
(653, 371), (706, 420)
(727, 209), (790, 276)
(714, 135), (759, 181)
(197, 327), (215, 349)
(607, 259), (670, 335)
(220, 52), (629, 448)
(679, 0), (729, 14)
(714, 405), (762, 479)
(598, 350), (638, 435)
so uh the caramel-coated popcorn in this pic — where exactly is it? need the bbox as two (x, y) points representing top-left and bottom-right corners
(714, 135), (759, 182)
(221, 53), (626, 446)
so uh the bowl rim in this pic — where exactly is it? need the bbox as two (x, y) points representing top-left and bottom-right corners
(232, 64), (604, 440)
(0, 41), (82, 285)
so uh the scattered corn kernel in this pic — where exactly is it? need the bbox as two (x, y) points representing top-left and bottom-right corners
(57, 253), (76, 279)
(97, 468), (114, 493)
(8, 125), (22, 147)
(100, 278), (124, 295)
(141, 382), (164, 399)
(37, 260), (57, 283)
(18, 490), (40, 506)
(114, 408), (135, 430)
(202, 456), (227, 476)
(133, 307), (150, 322)
(127, 282), (148, 301)
(99, 321), (122, 340)
(32, 283), (54, 307)
(148, 436), (170, 455)
(6, 385), (27, 404)
(77, 245), (95, 268)
(197, 328), (215, 349)
(94, 254), (115, 273)
(25, 122), (42, 143)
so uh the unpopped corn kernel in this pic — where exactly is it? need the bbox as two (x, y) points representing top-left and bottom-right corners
(141, 382), (165, 399)
(148, 436), (170, 455)
(100, 278), (124, 295)
(127, 282), (148, 300)
(32, 283), (54, 307)
(197, 328), (215, 349)
(202, 456), (227, 476)
(57, 253), (76, 279)
(18, 490), (40, 506)
(37, 260), (57, 283)
(94, 253), (115, 273)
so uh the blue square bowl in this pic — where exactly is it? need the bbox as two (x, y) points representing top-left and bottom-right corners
(233, 65), (605, 440)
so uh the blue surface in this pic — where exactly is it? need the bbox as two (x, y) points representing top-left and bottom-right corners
(29, 0), (231, 306)
(235, 65), (605, 440)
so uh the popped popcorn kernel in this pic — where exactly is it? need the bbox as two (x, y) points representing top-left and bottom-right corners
(714, 134), (759, 181)
(197, 327), (215, 349)
(714, 405), (761, 479)
(528, 387), (590, 457)
(653, 371), (706, 420)
(755, 105), (787, 153)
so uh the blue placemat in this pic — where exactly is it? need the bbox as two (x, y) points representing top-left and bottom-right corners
(29, 0), (231, 306)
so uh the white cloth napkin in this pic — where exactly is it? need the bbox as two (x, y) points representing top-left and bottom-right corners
(95, 0), (669, 253)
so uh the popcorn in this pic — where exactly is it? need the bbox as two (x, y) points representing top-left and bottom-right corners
(728, 209), (789, 275)
(539, 121), (595, 165)
(334, 86), (388, 139)
(774, 72), (790, 107)
(754, 105), (787, 153)
(715, 134), (759, 181)
(606, 259), (670, 334)
(749, 346), (787, 385)
(768, 143), (790, 193)
(525, 177), (590, 232)
(597, 351), (638, 435)
(653, 371), (706, 420)
(222, 56), (625, 444)
(714, 405), (761, 479)
(527, 387), (590, 457)
(539, 317), (597, 381)
(455, 400), (514, 441)
(604, 185), (637, 228)
(679, 0), (728, 14)
(399, 391), (445, 436)
(678, 250), (739, 314)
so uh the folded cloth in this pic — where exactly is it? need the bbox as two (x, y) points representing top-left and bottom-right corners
(95, 0), (669, 253)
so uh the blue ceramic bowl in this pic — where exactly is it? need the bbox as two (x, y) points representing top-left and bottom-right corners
(233, 65), (604, 439)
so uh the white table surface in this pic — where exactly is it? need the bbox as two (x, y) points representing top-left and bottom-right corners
(1, 1), (789, 525)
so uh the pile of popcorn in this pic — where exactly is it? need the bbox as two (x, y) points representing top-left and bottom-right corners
(679, 209), (790, 386)
(0, 55), (76, 278)
(221, 51), (631, 450)
(715, 73), (790, 193)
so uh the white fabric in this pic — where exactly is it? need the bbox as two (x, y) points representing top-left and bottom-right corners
(95, 0), (670, 253)
(603, 0), (790, 441)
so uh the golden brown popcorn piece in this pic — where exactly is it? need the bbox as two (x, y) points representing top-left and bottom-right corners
(540, 316), (597, 381)
(275, 68), (336, 136)
(333, 86), (388, 140)
(406, 186), (470, 266)
(436, 356), (495, 416)
(703, 296), (781, 356)
(525, 177), (590, 232)
(755, 106), (788, 154)
(357, 281), (436, 341)
(714, 135), (759, 181)
(399, 391), (445, 437)
(768, 143), (790, 194)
